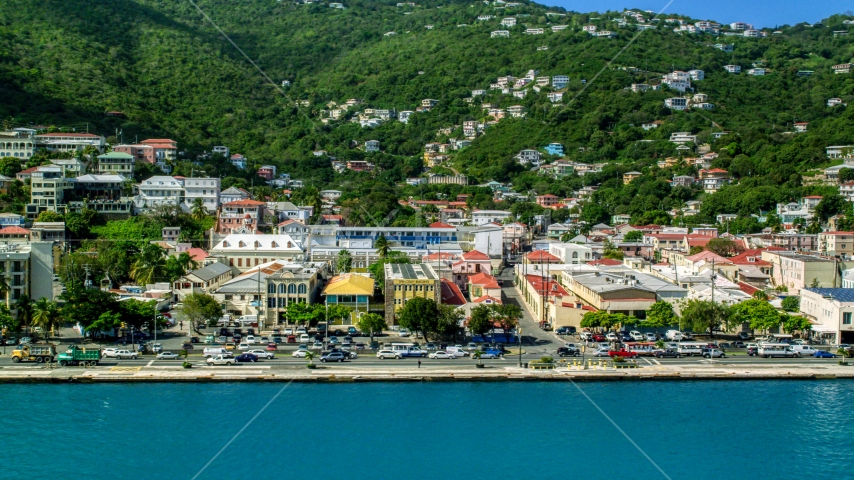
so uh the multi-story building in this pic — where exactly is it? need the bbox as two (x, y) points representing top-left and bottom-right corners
(263, 262), (327, 325)
(173, 263), (233, 301)
(800, 288), (854, 344)
(217, 199), (268, 234)
(471, 210), (512, 226)
(321, 273), (377, 325)
(136, 176), (184, 210)
(67, 174), (133, 217)
(96, 152), (135, 178)
(698, 168), (732, 193)
(818, 231), (854, 256)
(49, 159), (86, 177)
(182, 177), (220, 212)
(25, 166), (74, 219)
(0, 242), (56, 314)
(761, 251), (836, 293)
(665, 97), (688, 110)
(210, 234), (305, 272)
(0, 131), (36, 159)
(34, 133), (105, 153)
(384, 263), (441, 323)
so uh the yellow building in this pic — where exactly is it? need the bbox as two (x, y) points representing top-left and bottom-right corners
(384, 263), (440, 323)
(321, 273), (375, 325)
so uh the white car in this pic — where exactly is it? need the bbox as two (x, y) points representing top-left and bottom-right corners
(102, 348), (118, 358)
(206, 355), (234, 365)
(237, 343), (249, 351)
(283, 328), (294, 335)
(564, 342), (580, 350)
(292, 350), (310, 358)
(245, 335), (256, 345)
(428, 351), (454, 359)
(593, 347), (611, 357)
(299, 334), (310, 343)
(605, 332), (618, 342)
(296, 327), (307, 335)
(157, 352), (181, 360)
(248, 349), (274, 359)
(644, 333), (657, 342)
(376, 349), (401, 359)
(398, 328), (410, 337)
(478, 352), (499, 359)
(629, 331), (644, 341)
(107, 349), (138, 360)
(151, 343), (163, 353)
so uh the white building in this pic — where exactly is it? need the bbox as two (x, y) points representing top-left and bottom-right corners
(471, 210), (512, 226)
(182, 177), (221, 212)
(137, 176), (184, 210)
(210, 234), (305, 272)
(552, 75), (569, 88)
(724, 65), (741, 74)
(688, 69), (705, 81)
(500, 17), (517, 27)
(799, 288), (854, 344)
(365, 140), (380, 152)
(747, 68), (766, 76)
(665, 97), (688, 110)
(491, 30), (510, 37)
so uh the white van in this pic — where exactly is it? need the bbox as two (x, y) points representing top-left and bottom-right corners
(299, 333), (310, 343)
(203, 347), (231, 358)
(665, 330), (683, 341)
(237, 315), (257, 326)
(791, 345), (817, 356)
(445, 346), (468, 358)
(676, 342), (705, 356)
(579, 332), (593, 342)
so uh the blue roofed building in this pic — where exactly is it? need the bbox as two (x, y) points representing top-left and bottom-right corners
(544, 143), (564, 156)
(799, 288), (854, 345)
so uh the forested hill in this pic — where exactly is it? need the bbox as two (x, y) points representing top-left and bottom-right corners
(1, 0), (853, 213)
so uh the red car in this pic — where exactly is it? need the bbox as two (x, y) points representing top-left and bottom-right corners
(266, 343), (277, 351)
(593, 334), (607, 342)
(287, 335), (296, 343)
(608, 349), (638, 358)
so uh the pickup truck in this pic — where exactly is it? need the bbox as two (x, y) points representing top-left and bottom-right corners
(206, 355), (234, 366)
(608, 349), (638, 359)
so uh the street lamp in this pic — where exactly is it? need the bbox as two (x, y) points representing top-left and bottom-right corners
(518, 327), (522, 368)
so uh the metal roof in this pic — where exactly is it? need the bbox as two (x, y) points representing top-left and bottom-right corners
(805, 288), (854, 302)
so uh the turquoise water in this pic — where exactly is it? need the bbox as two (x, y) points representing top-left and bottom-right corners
(5, 381), (853, 479)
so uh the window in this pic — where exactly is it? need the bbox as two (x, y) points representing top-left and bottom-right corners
(267, 283), (276, 294)
(278, 284), (287, 294)
(298, 284), (307, 294)
(288, 284), (297, 294)
(844, 313), (852, 325)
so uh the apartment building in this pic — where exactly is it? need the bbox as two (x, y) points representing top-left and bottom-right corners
(263, 262), (327, 325)
(210, 234), (304, 272)
(384, 263), (441, 323)
(35, 133), (106, 153)
(800, 288), (854, 344)
(182, 177), (220, 212)
(761, 251), (837, 293)
(137, 176), (184, 210)
(97, 152), (135, 178)
(25, 166), (74, 219)
(0, 242), (55, 313)
(818, 231), (854, 256)
(217, 199), (267, 234)
(0, 131), (36, 159)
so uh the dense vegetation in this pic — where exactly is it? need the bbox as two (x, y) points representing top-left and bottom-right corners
(1, 0), (854, 230)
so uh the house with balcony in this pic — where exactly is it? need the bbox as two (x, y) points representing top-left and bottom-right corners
(665, 97), (688, 110)
(96, 151), (135, 178)
(66, 174), (133, 217)
(536, 194), (559, 208)
(724, 65), (741, 73)
(544, 143), (564, 156)
(211, 234), (304, 272)
(136, 176), (184, 212)
(622, 171), (642, 184)
(257, 165), (276, 181)
(216, 199), (268, 234)
(322, 273), (376, 325)
(698, 168), (731, 193)
(182, 177), (220, 212)
(173, 263), (233, 301)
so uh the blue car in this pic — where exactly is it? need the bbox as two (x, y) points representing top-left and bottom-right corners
(814, 350), (837, 358)
(234, 353), (258, 363)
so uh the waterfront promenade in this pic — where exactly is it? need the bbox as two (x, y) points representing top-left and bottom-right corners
(2, 361), (853, 383)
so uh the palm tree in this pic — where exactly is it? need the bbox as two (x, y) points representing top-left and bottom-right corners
(304, 350), (315, 366)
(15, 293), (32, 330)
(0, 273), (9, 310)
(191, 198), (209, 221)
(31, 298), (60, 341)
(131, 244), (166, 286)
(375, 234), (390, 258)
(176, 252), (199, 274)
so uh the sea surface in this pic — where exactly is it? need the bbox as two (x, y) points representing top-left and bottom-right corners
(4, 381), (853, 480)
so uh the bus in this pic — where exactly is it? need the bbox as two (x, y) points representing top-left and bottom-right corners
(388, 343), (425, 357)
(757, 343), (798, 358)
(624, 342), (657, 356)
(677, 342), (708, 356)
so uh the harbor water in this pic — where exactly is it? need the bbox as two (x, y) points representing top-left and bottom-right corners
(4, 380), (853, 479)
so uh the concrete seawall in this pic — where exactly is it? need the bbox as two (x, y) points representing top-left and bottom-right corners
(2, 364), (854, 383)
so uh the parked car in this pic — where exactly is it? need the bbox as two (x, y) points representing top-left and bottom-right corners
(328, 336), (340, 345)
(206, 355), (234, 366)
(605, 332), (618, 342)
(732, 341), (746, 348)
(747, 346), (759, 356)
(425, 343), (437, 351)
(644, 333), (657, 342)
(292, 350), (310, 358)
(347, 327), (361, 336)
(354, 342), (366, 350)
(266, 343), (277, 351)
(654, 349), (680, 358)
(556, 326), (576, 336)
(428, 351), (454, 359)
(377, 349), (401, 359)
(737, 332), (751, 340)
(592, 334), (606, 342)
(235, 353), (258, 363)
(629, 331), (644, 341)
(579, 332), (593, 342)
(156, 352), (181, 360)
(814, 350), (837, 358)
(283, 328), (294, 335)
(557, 347), (580, 357)
(321, 351), (347, 363)
(297, 343), (308, 351)
(237, 343), (249, 351)
(398, 328), (410, 337)
(151, 343), (163, 353)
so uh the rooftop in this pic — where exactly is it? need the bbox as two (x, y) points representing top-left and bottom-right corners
(384, 263), (438, 281)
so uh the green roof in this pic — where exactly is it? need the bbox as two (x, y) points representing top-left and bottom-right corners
(97, 152), (133, 159)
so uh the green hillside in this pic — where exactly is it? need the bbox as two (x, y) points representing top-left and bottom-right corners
(1, 0), (854, 228)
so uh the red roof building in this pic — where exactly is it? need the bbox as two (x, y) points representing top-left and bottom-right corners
(429, 221), (454, 228)
(587, 258), (622, 266)
(525, 250), (562, 264)
(440, 279), (467, 306)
